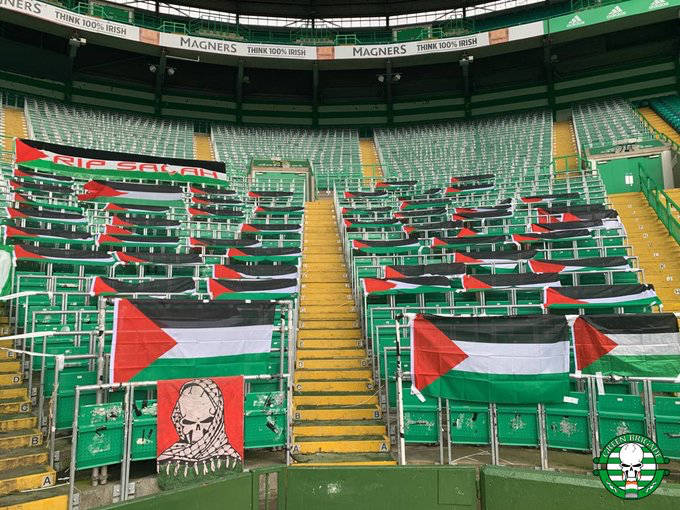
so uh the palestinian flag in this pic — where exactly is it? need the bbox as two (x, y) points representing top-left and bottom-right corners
(190, 185), (236, 196)
(191, 196), (242, 206)
(394, 207), (447, 219)
(90, 277), (196, 296)
(113, 252), (203, 266)
(156, 376), (243, 474)
(520, 193), (580, 204)
(452, 209), (514, 221)
(13, 245), (115, 266)
(453, 205), (511, 214)
(363, 276), (452, 295)
(213, 264), (298, 279)
(531, 219), (620, 233)
(104, 203), (170, 215)
(110, 299), (278, 382)
(10, 180), (72, 195)
(446, 183), (494, 194)
(399, 199), (450, 211)
(253, 206), (304, 216)
(11, 194), (82, 214)
(544, 284), (660, 309)
(571, 313), (680, 377)
(512, 230), (593, 244)
(248, 191), (294, 198)
(352, 239), (422, 254)
(79, 180), (185, 205)
(7, 206), (86, 225)
(384, 263), (465, 278)
(450, 173), (494, 183)
(344, 219), (402, 230)
(402, 220), (463, 235)
(208, 278), (298, 300)
(189, 238), (261, 249)
(96, 234), (180, 248)
(537, 206), (618, 223)
(241, 223), (302, 234)
(14, 167), (73, 184)
(453, 249), (537, 271)
(432, 235), (508, 248)
(410, 314), (570, 404)
(375, 180), (417, 188)
(4, 225), (93, 245)
(536, 204), (607, 217)
(528, 257), (630, 274)
(188, 206), (244, 218)
(227, 247), (301, 262)
(342, 206), (392, 216)
(111, 216), (180, 229)
(461, 273), (561, 291)
(344, 191), (387, 199)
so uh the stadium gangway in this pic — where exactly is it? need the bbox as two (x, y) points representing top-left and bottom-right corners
(380, 320), (678, 469)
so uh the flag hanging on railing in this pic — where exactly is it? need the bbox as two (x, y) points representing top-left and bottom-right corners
(362, 276), (451, 295)
(571, 313), (680, 377)
(157, 376), (244, 476)
(7, 206), (86, 224)
(111, 299), (277, 382)
(13, 245), (115, 266)
(79, 180), (185, 205)
(410, 314), (570, 404)
(460, 273), (561, 291)
(384, 263), (465, 278)
(545, 284), (660, 309)
(213, 264), (298, 279)
(208, 278), (298, 300)
(528, 257), (631, 274)
(90, 277), (196, 296)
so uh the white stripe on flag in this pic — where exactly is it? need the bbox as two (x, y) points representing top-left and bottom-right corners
(159, 324), (275, 358)
(608, 332), (680, 356)
(451, 340), (570, 375)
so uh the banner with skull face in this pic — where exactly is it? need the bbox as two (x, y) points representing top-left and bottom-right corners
(157, 377), (244, 476)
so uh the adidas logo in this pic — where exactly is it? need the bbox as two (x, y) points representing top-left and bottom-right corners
(567, 15), (585, 27)
(648, 0), (668, 9)
(606, 5), (626, 18)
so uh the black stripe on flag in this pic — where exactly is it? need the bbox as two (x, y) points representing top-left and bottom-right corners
(211, 278), (297, 292)
(6, 225), (91, 240)
(15, 206), (84, 222)
(15, 244), (112, 259)
(217, 264), (298, 278)
(396, 207), (447, 218)
(94, 180), (182, 193)
(540, 204), (607, 215)
(576, 313), (679, 334)
(194, 238), (260, 247)
(386, 263), (465, 277)
(465, 273), (560, 288)
(94, 277), (195, 295)
(552, 284), (654, 299)
(458, 249), (538, 260)
(232, 247), (300, 256)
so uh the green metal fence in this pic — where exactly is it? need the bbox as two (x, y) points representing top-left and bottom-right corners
(639, 164), (680, 246)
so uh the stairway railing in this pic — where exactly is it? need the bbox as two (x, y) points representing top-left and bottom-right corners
(639, 164), (680, 246)
(636, 108), (680, 155)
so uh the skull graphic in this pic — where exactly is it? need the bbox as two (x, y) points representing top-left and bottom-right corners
(619, 442), (644, 481)
(177, 385), (217, 443)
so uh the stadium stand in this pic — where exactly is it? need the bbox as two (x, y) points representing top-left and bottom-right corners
(647, 95), (680, 144)
(571, 98), (654, 152)
(24, 98), (194, 159)
(211, 125), (361, 188)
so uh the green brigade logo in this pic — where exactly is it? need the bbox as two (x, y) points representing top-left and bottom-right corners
(593, 433), (670, 499)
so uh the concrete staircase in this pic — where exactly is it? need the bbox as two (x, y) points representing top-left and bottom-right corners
(292, 198), (394, 465)
(553, 120), (577, 174)
(638, 107), (680, 146)
(193, 133), (215, 161)
(609, 192), (680, 313)
(359, 138), (383, 184)
(2, 108), (27, 152)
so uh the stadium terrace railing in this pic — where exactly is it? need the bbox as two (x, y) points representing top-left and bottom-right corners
(640, 164), (680, 247)
(635, 108), (680, 156)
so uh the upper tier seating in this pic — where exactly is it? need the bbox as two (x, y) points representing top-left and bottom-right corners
(374, 110), (552, 180)
(649, 95), (680, 134)
(211, 125), (361, 189)
(571, 97), (653, 151)
(24, 98), (194, 159)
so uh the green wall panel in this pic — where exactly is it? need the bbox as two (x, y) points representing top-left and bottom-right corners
(596, 155), (663, 194)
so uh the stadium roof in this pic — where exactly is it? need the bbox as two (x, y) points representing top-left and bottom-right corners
(160, 0), (488, 19)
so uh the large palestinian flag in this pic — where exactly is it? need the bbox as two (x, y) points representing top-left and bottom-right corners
(512, 230), (593, 245)
(208, 278), (298, 300)
(537, 206), (618, 223)
(410, 314), (570, 404)
(351, 239), (422, 254)
(362, 276), (452, 295)
(227, 247), (301, 262)
(90, 277), (196, 296)
(530, 219), (620, 233)
(111, 216), (181, 229)
(453, 249), (538, 271)
(545, 284), (660, 309)
(13, 245), (115, 266)
(113, 252), (203, 266)
(240, 223), (302, 234)
(402, 220), (463, 235)
(110, 299), (278, 382)
(520, 193), (580, 204)
(461, 273), (561, 291)
(96, 234), (180, 248)
(384, 263), (465, 278)
(571, 313), (680, 377)
(7, 206), (86, 225)
(189, 238), (261, 249)
(79, 180), (185, 205)
(528, 256), (630, 274)
(213, 264), (298, 279)
(4, 225), (93, 245)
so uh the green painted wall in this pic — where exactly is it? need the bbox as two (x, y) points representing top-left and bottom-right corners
(596, 155), (664, 194)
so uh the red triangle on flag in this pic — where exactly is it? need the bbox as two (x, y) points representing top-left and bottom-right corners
(241, 224), (259, 232)
(462, 275), (491, 290)
(572, 317), (617, 371)
(112, 216), (134, 227)
(91, 277), (118, 296)
(456, 227), (478, 238)
(384, 267), (405, 278)
(213, 265), (242, 279)
(208, 279), (233, 299)
(363, 278), (396, 294)
(528, 260), (566, 273)
(14, 245), (44, 260)
(14, 140), (48, 164)
(112, 299), (177, 382)
(531, 224), (550, 233)
(544, 287), (586, 307)
(105, 225), (134, 235)
(413, 315), (468, 391)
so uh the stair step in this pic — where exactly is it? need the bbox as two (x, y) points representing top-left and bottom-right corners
(0, 398), (30, 415)
(0, 374), (21, 387)
(0, 483), (67, 510)
(301, 283), (350, 292)
(295, 369), (372, 382)
(298, 358), (367, 370)
(0, 415), (37, 432)
(297, 348), (365, 359)
(299, 329), (361, 340)
(294, 380), (374, 393)
(293, 420), (386, 437)
(300, 310), (357, 321)
(0, 362), (21, 374)
(0, 466), (55, 496)
(294, 394), (378, 406)
(292, 436), (389, 454)
(290, 452), (395, 466)
(0, 448), (48, 473)
(300, 296), (354, 306)
(294, 406), (381, 421)
(0, 429), (42, 450)
(298, 339), (362, 349)
(0, 388), (27, 401)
